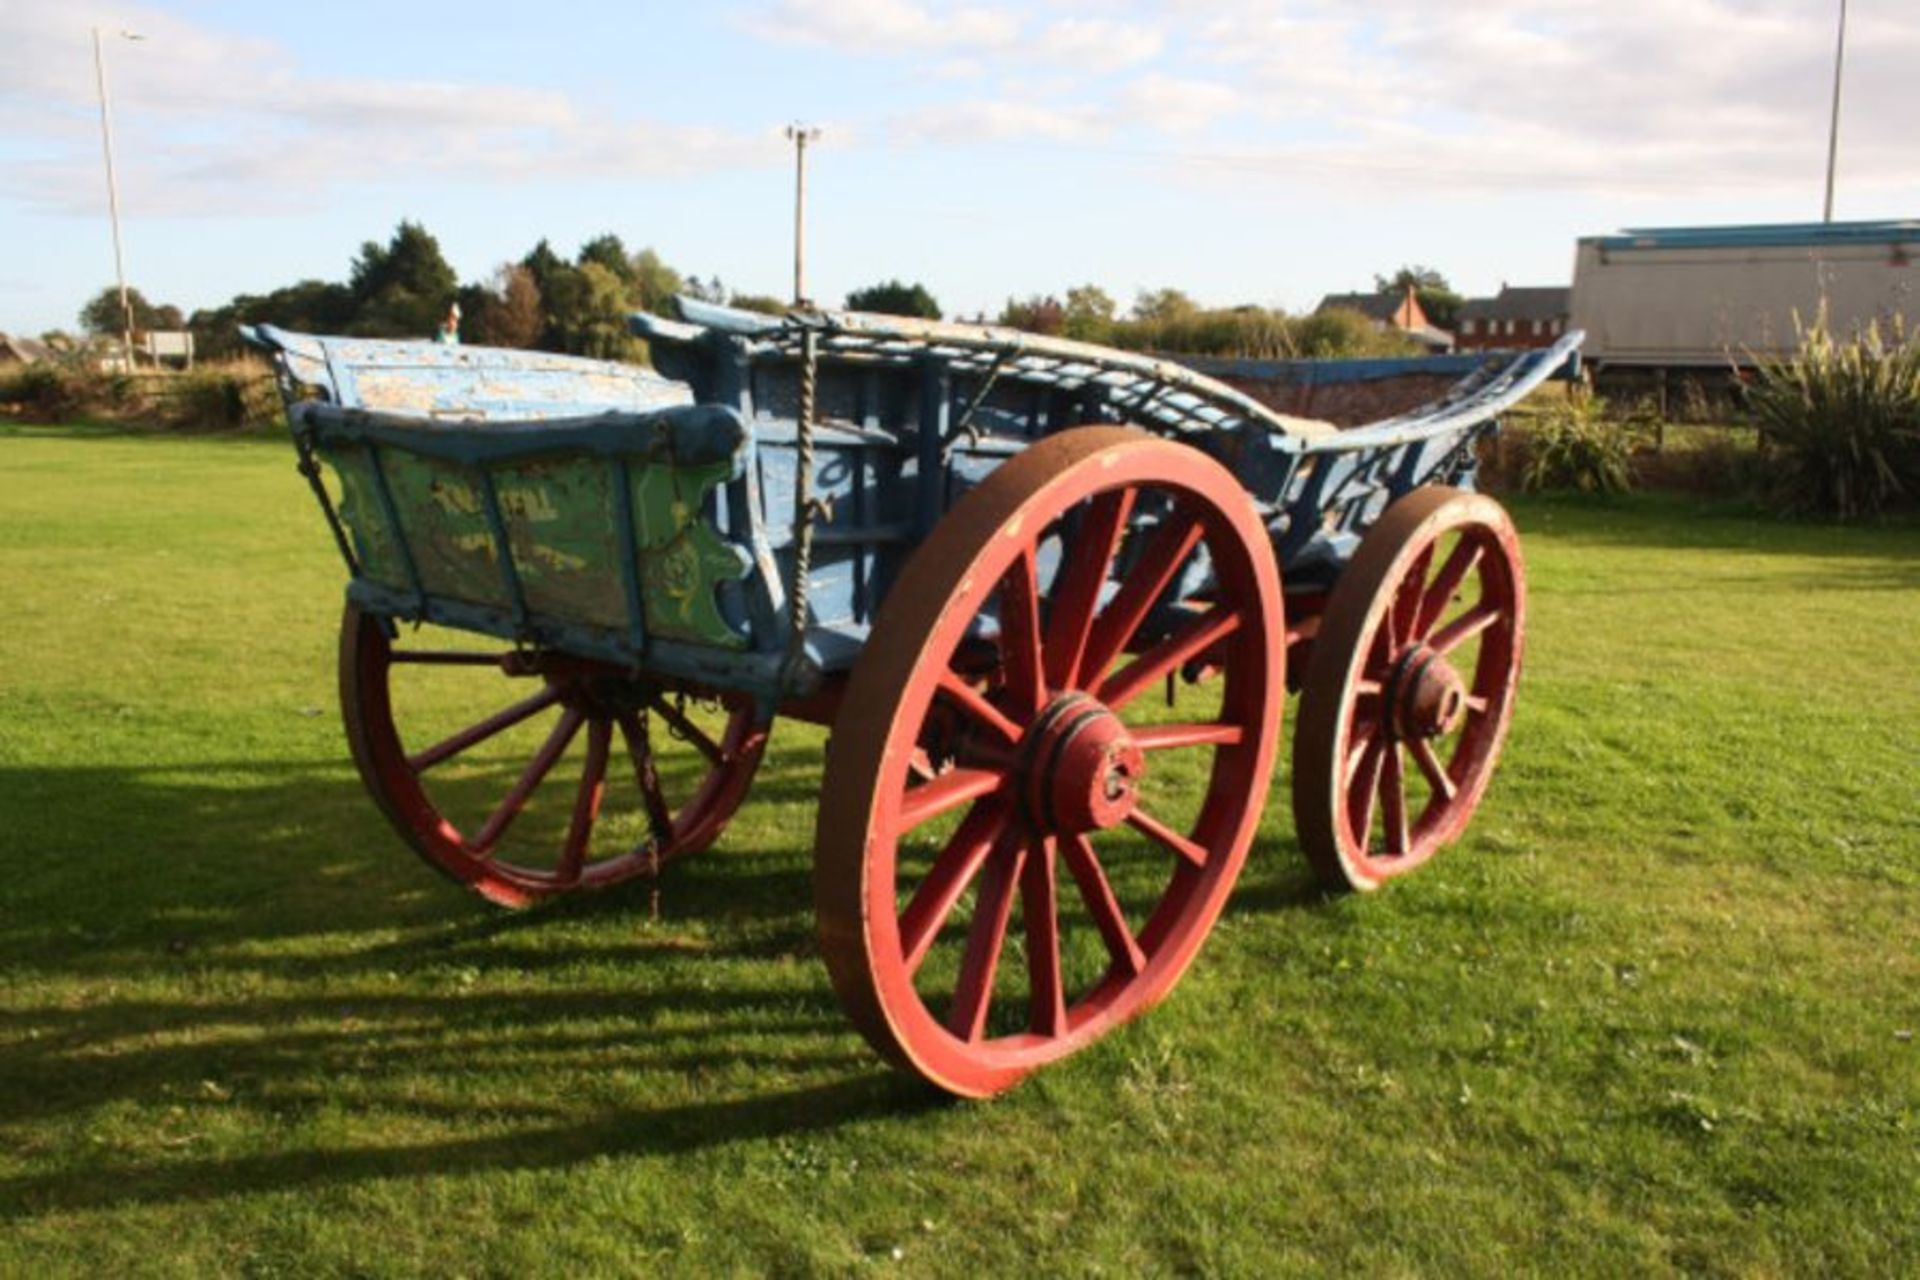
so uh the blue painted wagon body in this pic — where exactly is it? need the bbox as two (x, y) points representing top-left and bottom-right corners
(250, 304), (1580, 1097)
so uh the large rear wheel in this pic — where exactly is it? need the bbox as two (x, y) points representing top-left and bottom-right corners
(815, 427), (1285, 1097)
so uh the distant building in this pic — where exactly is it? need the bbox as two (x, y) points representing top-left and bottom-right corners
(0, 333), (53, 365)
(1456, 286), (1570, 350)
(1313, 287), (1453, 352)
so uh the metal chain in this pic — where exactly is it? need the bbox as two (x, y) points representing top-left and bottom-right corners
(783, 327), (821, 688)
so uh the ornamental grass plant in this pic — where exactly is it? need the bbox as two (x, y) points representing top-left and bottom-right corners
(1747, 314), (1920, 521)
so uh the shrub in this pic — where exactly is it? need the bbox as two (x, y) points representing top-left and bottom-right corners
(1746, 317), (1920, 520)
(0, 362), (105, 422)
(1520, 395), (1636, 495)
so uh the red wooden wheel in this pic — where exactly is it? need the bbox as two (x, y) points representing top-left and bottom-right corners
(339, 603), (767, 907)
(815, 427), (1285, 1097)
(1291, 486), (1525, 893)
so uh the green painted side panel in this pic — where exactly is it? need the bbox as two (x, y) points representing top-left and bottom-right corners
(378, 454), (514, 609)
(326, 446), (407, 592)
(492, 458), (626, 631)
(629, 458), (749, 648)
(318, 442), (750, 651)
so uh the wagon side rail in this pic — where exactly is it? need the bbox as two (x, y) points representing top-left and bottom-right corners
(1275, 332), (1583, 580)
(241, 323), (694, 421)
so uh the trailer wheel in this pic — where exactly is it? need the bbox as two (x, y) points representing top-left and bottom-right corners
(1292, 487), (1525, 892)
(340, 604), (766, 907)
(815, 427), (1285, 1097)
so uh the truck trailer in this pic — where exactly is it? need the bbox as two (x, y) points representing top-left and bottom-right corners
(1570, 220), (1919, 384)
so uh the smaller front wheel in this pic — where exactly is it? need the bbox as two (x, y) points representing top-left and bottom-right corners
(1291, 487), (1526, 893)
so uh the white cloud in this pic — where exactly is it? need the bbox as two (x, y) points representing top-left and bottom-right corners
(0, 3), (779, 217)
(741, 0), (1020, 54)
(1121, 75), (1240, 135)
(1035, 19), (1165, 74)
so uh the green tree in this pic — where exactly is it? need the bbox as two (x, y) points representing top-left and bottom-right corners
(629, 248), (683, 315)
(79, 286), (183, 336)
(1062, 285), (1116, 342)
(1131, 288), (1198, 324)
(846, 280), (941, 319)
(997, 295), (1065, 336)
(541, 261), (637, 359)
(349, 221), (458, 337)
(468, 264), (544, 349)
(186, 280), (355, 359)
(1373, 264), (1464, 331)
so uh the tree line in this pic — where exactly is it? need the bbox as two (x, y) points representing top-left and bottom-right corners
(68, 219), (1454, 363)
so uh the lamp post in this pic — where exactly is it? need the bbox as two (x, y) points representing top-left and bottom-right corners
(91, 27), (144, 371)
(785, 123), (821, 307)
(1822, 0), (1847, 223)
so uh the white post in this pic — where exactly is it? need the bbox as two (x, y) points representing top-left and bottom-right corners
(785, 124), (821, 306)
(1823, 0), (1847, 223)
(92, 27), (138, 372)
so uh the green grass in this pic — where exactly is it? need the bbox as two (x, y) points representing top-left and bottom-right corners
(2, 424), (1916, 1276)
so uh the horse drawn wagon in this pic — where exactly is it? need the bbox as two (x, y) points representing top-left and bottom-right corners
(248, 302), (1579, 1096)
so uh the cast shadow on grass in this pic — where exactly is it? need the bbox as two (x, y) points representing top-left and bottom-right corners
(0, 752), (1331, 1222)
(0, 755), (947, 1219)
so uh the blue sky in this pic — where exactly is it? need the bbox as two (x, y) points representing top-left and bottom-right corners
(4, 0), (1917, 336)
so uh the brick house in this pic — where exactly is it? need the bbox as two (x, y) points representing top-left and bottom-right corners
(1456, 286), (1570, 350)
(1313, 287), (1453, 352)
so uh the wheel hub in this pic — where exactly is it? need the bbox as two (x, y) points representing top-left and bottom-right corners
(1020, 692), (1145, 833)
(1387, 644), (1468, 740)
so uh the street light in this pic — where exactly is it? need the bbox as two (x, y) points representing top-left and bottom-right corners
(785, 123), (821, 306)
(91, 26), (144, 371)
(1823, 0), (1847, 223)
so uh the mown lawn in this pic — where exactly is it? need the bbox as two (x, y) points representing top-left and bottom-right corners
(1, 425), (1915, 1276)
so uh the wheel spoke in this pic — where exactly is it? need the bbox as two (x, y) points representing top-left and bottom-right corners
(390, 649), (510, 667)
(1021, 836), (1067, 1037)
(557, 718), (611, 883)
(648, 695), (723, 766)
(1043, 488), (1136, 690)
(1410, 736), (1458, 802)
(1124, 806), (1209, 868)
(615, 712), (676, 846)
(946, 838), (1028, 1042)
(1063, 833), (1146, 977)
(407, 685), (562, 773)
(937, 672), (1023, 744)
(1347, 735), (1386, 849)
(472, 707), (584, 853)
(1097, 606), (1242, 710)
(1079, 507), (1204, 687)
(1133, 721), (1244, 751)
(1417, 537), (1484, 638)
(1380, 744), (1410, 855)
(899, 766), (1005, 831)
(898, 803), (1012, 973)
(1430, 603), (1501, 655)
(999, 547), (1048, 714)
(1392, 545), (1434, 645)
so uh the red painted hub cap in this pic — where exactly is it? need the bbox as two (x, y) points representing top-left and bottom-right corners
(1020, 692), (1145, 833)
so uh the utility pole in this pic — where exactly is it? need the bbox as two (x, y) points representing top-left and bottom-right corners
(1823, 0), (1847, 223)
(785, 123), (821, 307)
(92, 27), (143, 371)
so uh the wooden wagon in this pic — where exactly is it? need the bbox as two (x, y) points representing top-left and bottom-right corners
(248, 302), (1580, 1096)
